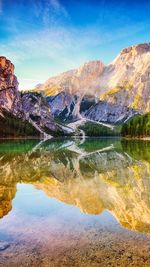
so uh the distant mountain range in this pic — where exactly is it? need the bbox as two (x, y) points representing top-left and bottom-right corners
(35, 43), (150, 124)
(0, 43), (150, 138)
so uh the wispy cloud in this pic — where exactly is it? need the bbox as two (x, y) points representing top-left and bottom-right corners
(49, 0), (68, 16)
(32, 0), (69, 26)
(1, 20), (147, 64)
(0, 0), (150, 89)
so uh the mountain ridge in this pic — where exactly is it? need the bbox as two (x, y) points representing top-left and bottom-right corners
(0, 42), (150, 137)
(0, 57), (74, 138)
(34, 43), (150, 124)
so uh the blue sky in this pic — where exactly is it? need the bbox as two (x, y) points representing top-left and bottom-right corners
(0, 0), (150, 89)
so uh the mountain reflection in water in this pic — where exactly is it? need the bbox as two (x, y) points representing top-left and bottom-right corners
(0, 138), (150, 234)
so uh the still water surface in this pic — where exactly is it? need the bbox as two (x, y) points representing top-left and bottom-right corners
(0, 138), (150, 266)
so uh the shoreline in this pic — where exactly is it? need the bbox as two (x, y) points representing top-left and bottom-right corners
(122, 136), (150, 141)
(142, 137), (150, 140)
(0, 136), (149, 141)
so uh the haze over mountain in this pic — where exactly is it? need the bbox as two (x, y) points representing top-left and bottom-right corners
(35, 43), (150, 123)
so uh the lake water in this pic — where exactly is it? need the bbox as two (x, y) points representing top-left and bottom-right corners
(0, 138), (150, 266)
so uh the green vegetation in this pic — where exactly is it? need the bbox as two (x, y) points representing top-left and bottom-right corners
(79, 122), (120, 137)
(78, 138), (122, 152)
(0, 140), (39, 156)
(100, 80), (133, 101)
(121, 140), (150, 162)
(0, 110), (40, 138)
(43, 126), (67, 137)
(121, 112), (150, 137)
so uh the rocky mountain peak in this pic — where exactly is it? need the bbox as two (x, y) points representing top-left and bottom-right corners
(0, 57), (74, 137)
(0, 56), (18, 92)
(0, 56), (20, 114)
(99, 43), (150, 113)
(120, 43), (150, 55)
(0, 56), (14, 74)
(76, 60), (105, 76)
(36, 60), (105, 97)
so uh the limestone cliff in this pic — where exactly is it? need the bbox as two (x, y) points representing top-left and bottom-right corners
(36, 43), (150, 123)
(99, 43), (150, 112)
(0, 56), (74, 137)
(36, 61), (105, 119)
(0, 57), (21, 115)
(37, 61), (105, 96)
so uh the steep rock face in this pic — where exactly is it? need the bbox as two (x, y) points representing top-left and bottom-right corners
(99, 43), (150, 112)
(21, 92), (57, 133)
(21, 92), (74, 135)
(0, 56), (74, 137)
(36, 43), (150, 123)
(38, 61), (105, 96)
(47, 92), (79, 121)
(0, 57), (21, 115)
(47, 93), (98, 122)
(37, 61), (105, 119)
(84, 101), (137, 124)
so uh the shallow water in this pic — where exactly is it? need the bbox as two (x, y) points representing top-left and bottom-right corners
(0, 138), (150, 266)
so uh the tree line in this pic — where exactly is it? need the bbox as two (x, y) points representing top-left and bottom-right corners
(121, 112), (150, 137)
(0, 110), (40, 138)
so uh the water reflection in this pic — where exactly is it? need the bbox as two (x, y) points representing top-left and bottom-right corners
(0, 138), (150, 233)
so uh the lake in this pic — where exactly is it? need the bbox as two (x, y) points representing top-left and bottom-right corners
(0, 138), (150, 266)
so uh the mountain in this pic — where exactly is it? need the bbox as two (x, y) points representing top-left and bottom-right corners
(0, 57), (21, 115)
(36, 61), (105, 96)
(35, 61), (105, 120)
(1, 43), (150, 138)
(36, 43), (150, 124)
(99, 43), (150, 112)
(0, 57), (74, 138)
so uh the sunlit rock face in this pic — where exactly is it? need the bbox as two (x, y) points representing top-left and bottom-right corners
(36, 61), (105, 120)
(0, 57), (21, 115)
(99, 43), (150, 113)
(36, 43), (150, 123)
(37, 61), (105, 96)
(0, 139), (150, 234)
(0, 57), (74, 136)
